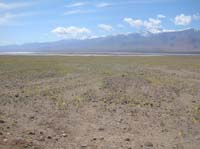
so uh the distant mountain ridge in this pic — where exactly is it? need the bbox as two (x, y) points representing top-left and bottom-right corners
(1, 28), (200, 53)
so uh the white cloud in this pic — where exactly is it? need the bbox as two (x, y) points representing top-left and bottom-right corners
(0, 13), (14, 25)
(65, 2), (86, 8)
(0, 12), (36, 25)
(52, 26), (92, 39)
(96, 3), (111, 8)
(0, 2), (34, 25)
(0, 2), (30, 10)
(144, 18), (162, 33)
(98, 24), (113, 32)
(124, 17), (162, 33)
(157, 14), (166, 19)
(123, 18), (143, 28)
(193, 14), (200, 21)
(174, 14), (192, 26)
(64, 10), (92, 15)
(162, 29), (177, 33)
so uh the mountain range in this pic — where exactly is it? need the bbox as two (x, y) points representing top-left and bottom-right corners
(1, 28), (200, 54)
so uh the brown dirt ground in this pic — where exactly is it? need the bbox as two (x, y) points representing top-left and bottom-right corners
(0, 56), (200, 149)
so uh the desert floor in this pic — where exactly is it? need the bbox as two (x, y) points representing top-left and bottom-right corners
(0, 56), (200, 149)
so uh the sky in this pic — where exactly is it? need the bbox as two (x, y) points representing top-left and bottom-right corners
(0, 0), (200, 45)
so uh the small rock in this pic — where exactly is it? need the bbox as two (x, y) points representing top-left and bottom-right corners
(14, 138), (26, 145)
(81, 144), (87, 148)
(3, 138), (8, 142)
(47, 136), (52, 139)
(195, 136), (200, 140)
(92, 138), (97, 141)
(38, 137), (45, 142)
(0, 132), (3, 135)
(28, 132), (35, 135)
(55, 137), (59, 141)
(29, 116), (35, 120)
(119, 119), (123, 123)
(144, 142), (153, 147)
(15, 94), (19, 98)
(125, 138), (130, 141)
(61, 133), (67, 137)
(98, 128), (104, 131)
(0, 120), (5, 123)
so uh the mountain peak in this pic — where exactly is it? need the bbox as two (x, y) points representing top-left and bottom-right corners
(0, 28), (200, 54)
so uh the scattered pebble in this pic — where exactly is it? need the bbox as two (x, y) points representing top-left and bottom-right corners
(6, 132), (10, 135)
(81, 144), (87, 148)
(92, 138), (97, 141)
(29, 116), (35, 120)
(38, 136), (45, 142)
(125, 138), (130, 141)
(144, 142), (153, 147)
(61, 133), (67, 137)
(55, 137), (59, 141)
(28, 132), (35, 135)
(98, 128), (104, 131)
(195, 136), (200, 140)
(0, 120), (5, 123)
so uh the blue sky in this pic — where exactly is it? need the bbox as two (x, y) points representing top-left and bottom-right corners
(0, 0), (200, 45)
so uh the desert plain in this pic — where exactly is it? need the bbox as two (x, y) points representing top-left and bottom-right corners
(0, 56), (200, 149)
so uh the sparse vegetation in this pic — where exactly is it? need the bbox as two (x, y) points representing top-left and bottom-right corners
(0, 56), (200, 149)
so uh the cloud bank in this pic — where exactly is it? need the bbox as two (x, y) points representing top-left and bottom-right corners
(96, 3), (111, 8)
(98, 24), (113, 32)
(174, 14), (192, 26)
(124, 17), (162, 33)
(0, 2), (30, 10)
(52, 26), (92, 39)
